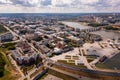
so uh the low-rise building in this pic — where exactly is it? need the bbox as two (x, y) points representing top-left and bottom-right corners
(11, 50), (40, 65)
(54, 47), (62, 55)
(11, 41), (40, 65)
(0, 32), (13, 42)
(39, 45), (51, 53)
(67, 36), (84, 45)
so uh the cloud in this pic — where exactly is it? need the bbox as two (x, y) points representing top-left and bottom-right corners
(80, 0), (99, 4)
(40, 0), (51, 6)
(0, 0), (119, 13)
(0, 0), (12, 4)
(51, 0), (73, 7)
(9, 0), (51, 7)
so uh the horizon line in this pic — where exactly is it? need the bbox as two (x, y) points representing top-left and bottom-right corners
(0, 12), (120, 14)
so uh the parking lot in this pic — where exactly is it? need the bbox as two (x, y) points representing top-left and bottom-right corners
(83, 41), (119, 58)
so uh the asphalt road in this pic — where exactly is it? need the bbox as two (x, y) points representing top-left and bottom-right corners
(3, 25), (120, 80)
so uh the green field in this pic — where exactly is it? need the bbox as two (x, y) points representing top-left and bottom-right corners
(86, 55), (97, 63)
(0, 52), (6, 77)
(0, 25), (8, 34)
(105, 26), (120, 31)
(96, 53), (120, 70)
(0, 52), (18, 80)
(57, 60), (87, 69)
(2, 43), (16, 50)
(0, 43), (20, 80)
(88, 23), (108, 27)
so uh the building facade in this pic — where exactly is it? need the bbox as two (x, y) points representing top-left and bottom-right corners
(0, 32), (13, 42)
(11, 41), (40, 65)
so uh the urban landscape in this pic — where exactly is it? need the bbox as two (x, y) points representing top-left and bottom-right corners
(0, 0), (120, 80)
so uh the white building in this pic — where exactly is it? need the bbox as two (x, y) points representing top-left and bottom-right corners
(0, 32), (13, 42)
(95, 17), (103, 23)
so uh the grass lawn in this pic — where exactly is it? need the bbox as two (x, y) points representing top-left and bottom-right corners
(68, 60), (75, 63)
(86, 55), (97, 63)
(0, 69), (19, 80)
(0, 69), (10, 80)
(0, 47), (20, 80)
(0, 49), (15, 71)
(72, 56), (79, 60)
(57, 60), (87, 69)
(65, 57), (71, 59)
(57, 60), (67, 63)
(96, 53), (120, 70)
(0, 25), (8, 34)
(0, 59), (19, 80)
(1, 43), (16, 50)
(65, 55), (71, 59)
(95, 63), (108, 69)
(87, 58), (95, 63)
(23, 64), (35, 73)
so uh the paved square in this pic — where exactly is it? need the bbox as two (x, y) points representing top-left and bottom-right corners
(43, 74), (63, 80)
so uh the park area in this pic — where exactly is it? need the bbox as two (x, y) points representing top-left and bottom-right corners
(0, 43), (20, 80)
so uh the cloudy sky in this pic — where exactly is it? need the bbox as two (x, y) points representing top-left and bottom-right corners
(0, 0), (120, 13)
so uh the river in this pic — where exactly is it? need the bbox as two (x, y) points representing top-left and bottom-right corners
(61, 21), (92, 30)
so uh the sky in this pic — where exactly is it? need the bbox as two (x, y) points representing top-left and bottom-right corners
(0, 0), (120, 13)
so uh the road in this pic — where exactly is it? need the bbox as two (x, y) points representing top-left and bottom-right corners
(79, 48), (93, 69)
(3, 25), (120, 80)
(45, 64), (97, 80)
(8, 54), (25, 80)
(3, 25), (22, 40)
(3, 25), (46, 58)
(3, 25), (52, 80)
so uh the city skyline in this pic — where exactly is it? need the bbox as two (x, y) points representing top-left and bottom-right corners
(0, 0), (120, 13)
(0, 7), (120, 80)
